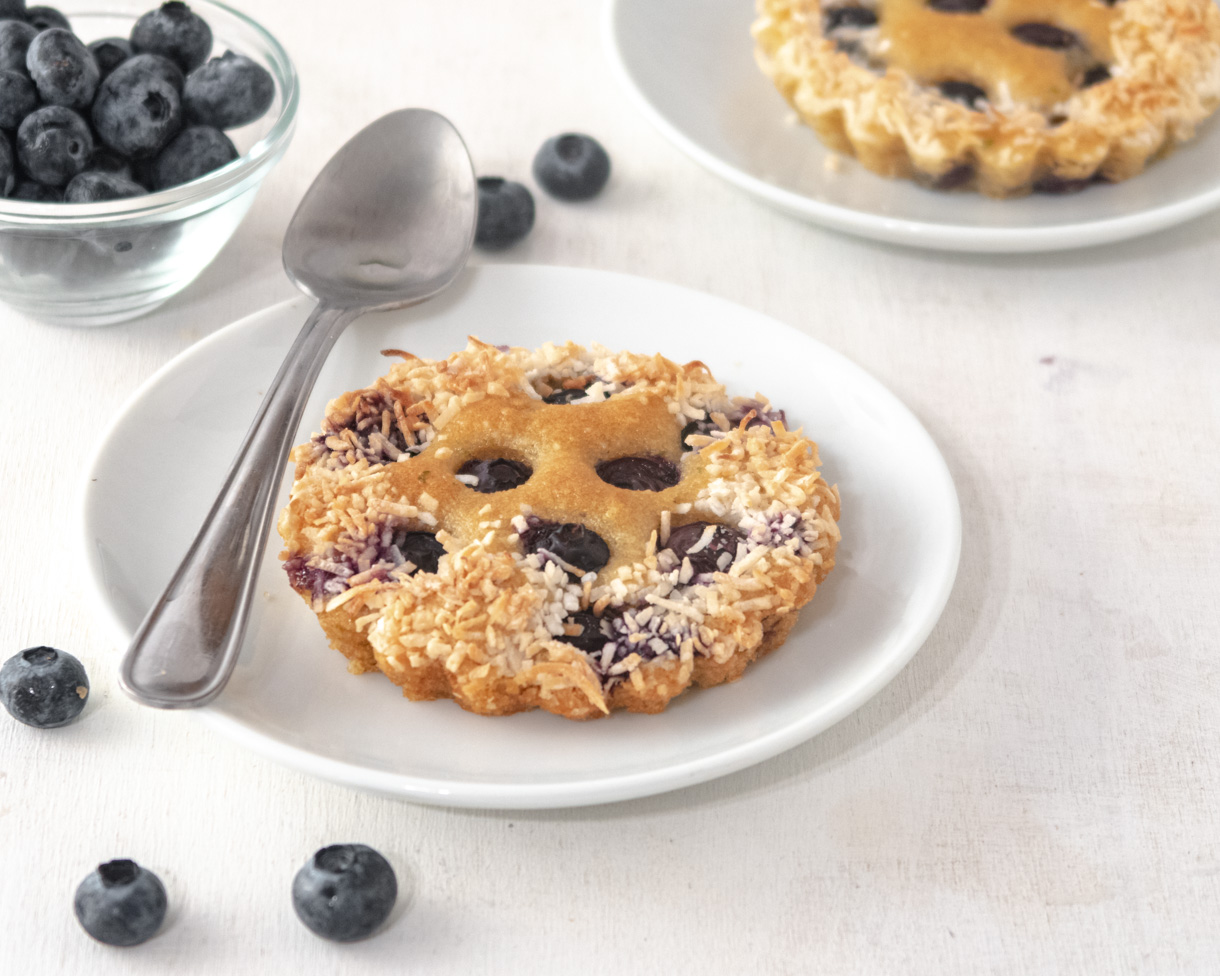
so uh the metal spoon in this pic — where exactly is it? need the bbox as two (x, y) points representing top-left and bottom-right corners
(119, 108), (477, 709)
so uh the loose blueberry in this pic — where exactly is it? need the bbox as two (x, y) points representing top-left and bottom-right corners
(26, 28), (99, 109)
(183, 50), (274, 129)
(557, 610), (608, 654)
(596, 455), (681, 492)
(64, 170), (145, 202)
(663, 522), (744, 577)
(1033, 174), (1095, 194)
(457, 457), (532, 493)
(1081, 64), (1111, 88)
(938, 80), (987, 110)
(519, 519), (610, 575)
(1011, 23), (1077, 49)
(543, 386), (588, 404)
(823, 6), (878, 31)
(927, 0), (987, 10)
(532, 133), (611, 201)
(292, 844), (397, 943)
(0, 646), (88, 727)
(74, 859), (167, 947)
(475, 176), (534, 250)
(0, 0), (24, 20)
(0, 19), (36, 75)
(141, 124), (234, 189)
(0, 131), (13, 195)
(0, 68), (35, 129)
(16, 105), (92, 186)
(88, 37), (132, 79)
(24, 5), (67, 30)
(130, 1), (212, 73)
(92, 54), (183, 159)
(10, 177), (60, 200)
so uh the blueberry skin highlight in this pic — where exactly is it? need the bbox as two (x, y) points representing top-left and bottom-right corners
(26, 28), (99, 109)
(131, 2), (212, 74)
(74, 860), (167, 947)
(475, 177), (534, 250)
(292, 844), (397, 942)
(0, 68), (37, 129)
(92, 54), (183, 159)
(64, 170), (145, 202)
(142, 124), (234, 190)
(16, 105), (92, 187)
(0, 646), (88, 727)
(0, 19), (38, 75)
(532, 133), (611, 201)
(184, 50), (274, 129)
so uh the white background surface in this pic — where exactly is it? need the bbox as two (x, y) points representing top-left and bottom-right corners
(2, 0), (1218, 973)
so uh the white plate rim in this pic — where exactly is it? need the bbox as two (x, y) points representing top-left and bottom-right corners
(78, 266), (962, 809)
(601, 0), (1220, 254)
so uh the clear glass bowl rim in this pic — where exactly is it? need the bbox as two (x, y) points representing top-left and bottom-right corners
(0, 0), (299, 228)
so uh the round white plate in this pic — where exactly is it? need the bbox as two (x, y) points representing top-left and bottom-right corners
(604, 0), (1220, 253)
(81, 265), (960, 809)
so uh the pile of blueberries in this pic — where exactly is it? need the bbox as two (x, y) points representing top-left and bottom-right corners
(1, 646), (398, 945)
(0, 0), (274, 203)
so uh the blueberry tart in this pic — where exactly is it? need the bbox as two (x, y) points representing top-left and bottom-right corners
(753, 0), (1220, 195)
(279, 341), (841, 719)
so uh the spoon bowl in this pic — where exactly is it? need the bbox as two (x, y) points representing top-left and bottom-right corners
(120, 109), (476, 709)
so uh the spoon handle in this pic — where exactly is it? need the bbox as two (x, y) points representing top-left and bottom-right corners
(119, 302), (359, 709)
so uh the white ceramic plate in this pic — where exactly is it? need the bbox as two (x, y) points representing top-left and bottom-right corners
(81, 265), (959, 809)
(604, 0), (1220, 253)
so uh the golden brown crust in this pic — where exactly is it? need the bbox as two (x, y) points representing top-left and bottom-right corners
(753, 0), (1220, 195)
(278, 340), (840, 720)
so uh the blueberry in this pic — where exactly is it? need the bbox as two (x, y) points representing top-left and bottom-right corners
(183, 50), (274, 129)
(393, 530), (445, 574)
(663, 522), (744, 577)
(0, 646), (88, 727)
(90, 146), (133, 179)
(92, 55), (183, 159)
(1081, 64), (1111, 88)
(88, 36), (132, 79)
(0, 68), (37, 128)
(64, 170), (145, 202)
(130, 2), (212, 74)
(16, 105), (92, 186)
(557, 610), (608, 653)
(0, 0), (24, 20)
(292, 844), (397, 943)
(938, 80), (987, 110)
(24, 5), (68, 31)
(74, 860), (167, 947)
(543, 386), (588, 404)
(532, 133), (610, 201)
(475, 177), (534, 250)
(0, 130), (14, 195)
(596, 455), (681, 492)
(142, 124), (234, 189)
(823, 6), (878, 31)
(119, 50), (184, 91)
(26, 28), (99, 109)
(10, 177), (60, 200)
(519, 519), (610, 575)
(1011, 23), (1078, 49)
(457, 457), (532, 493)
(0, 19), (37, 75)
(926, 0), (987, 10)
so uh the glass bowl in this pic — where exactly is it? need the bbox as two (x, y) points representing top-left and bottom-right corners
(0, 0), (298, 326)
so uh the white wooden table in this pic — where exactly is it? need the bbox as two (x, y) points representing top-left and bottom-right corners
(3, 1), (1219, 972)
